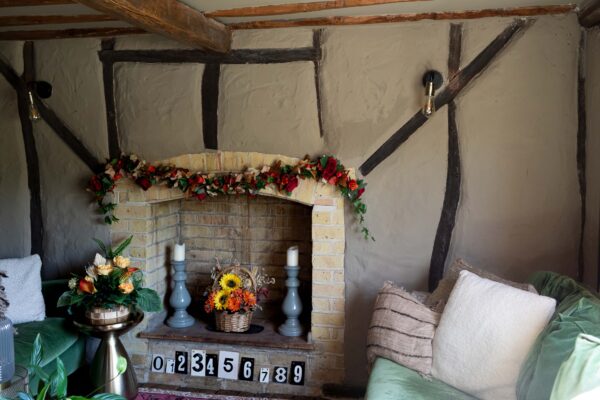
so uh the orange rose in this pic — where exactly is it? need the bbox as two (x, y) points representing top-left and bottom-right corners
(348, 179), (359, 191)
(118, 281), (134, 294)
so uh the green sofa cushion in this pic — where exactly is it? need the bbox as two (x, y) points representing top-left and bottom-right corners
(366, 357), (476, 400)
(517, 272), (600, 400)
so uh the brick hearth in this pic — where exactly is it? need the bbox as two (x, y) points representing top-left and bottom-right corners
(109, 152), (347, 397)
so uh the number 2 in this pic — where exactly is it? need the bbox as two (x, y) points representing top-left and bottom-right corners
(175, 351), (188, 374)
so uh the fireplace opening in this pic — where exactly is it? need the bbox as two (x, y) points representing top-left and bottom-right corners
(180, 195), (313, 331)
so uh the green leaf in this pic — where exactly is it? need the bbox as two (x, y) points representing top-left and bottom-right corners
(116, 356), (127, 375)
(16, 392), (34, 400)
(69, 396), (91, 400)
(112, 236), (133, 257)
(57, 292), (73, 307)
(30, 334), (43, 369)
(93, 238), (108, 257)
(135, 288), (162, 312)
(92, 394), (127, 400)
(49, 358), (67, 399)
(35, 382), (50, 400)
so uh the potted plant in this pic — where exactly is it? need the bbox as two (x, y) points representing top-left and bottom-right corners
(57, 236), (161, 324)
(204, 262), (272, 333)
(17, 333), (126, 400)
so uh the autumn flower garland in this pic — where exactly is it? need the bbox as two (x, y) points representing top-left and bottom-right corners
(88, 154), (372, 239)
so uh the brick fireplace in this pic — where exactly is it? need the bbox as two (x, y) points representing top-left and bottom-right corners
(111, 152), (347, 397)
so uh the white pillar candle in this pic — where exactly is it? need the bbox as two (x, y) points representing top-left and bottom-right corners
(174, 243), (186, 261)
(287, 246), (299, 267)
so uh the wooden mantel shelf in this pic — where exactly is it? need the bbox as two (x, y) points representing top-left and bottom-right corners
(139, 319), (315, 351)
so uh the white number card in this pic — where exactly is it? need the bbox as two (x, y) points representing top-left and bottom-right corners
(191, 350), (206, 377)
(217, 351), (240, 380)
(151, 355), (165, 373)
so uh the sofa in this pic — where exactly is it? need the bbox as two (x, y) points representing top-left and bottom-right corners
(365, 271), (600, 399)
(14, 280), (85, 390)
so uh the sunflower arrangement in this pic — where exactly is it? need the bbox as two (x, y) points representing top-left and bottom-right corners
(204, 262), (272, 332)
(204, 273), (258, 314)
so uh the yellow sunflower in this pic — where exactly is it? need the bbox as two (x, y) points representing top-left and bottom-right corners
(219, 273), (242, 292)
(213, 290), (229, 311)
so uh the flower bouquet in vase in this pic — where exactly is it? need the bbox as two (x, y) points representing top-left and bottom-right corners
(57, 236), (162, 325)
(204, 261), (273, 333)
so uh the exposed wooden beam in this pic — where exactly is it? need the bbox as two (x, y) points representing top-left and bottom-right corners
(0, 27), (145, 40)
(73, 0), (230, 53)
(577, 29), (587, 281)
(0, 0), (73, 6)
(229, 5), (573, 29)
(313, 29), (324, 137)
(207, 0), (427, 18)
(201, 63), (220, 150)
(99, 47), (320, 65)
(359, 18), (533, 176)
(580, 0), (600, 27)
(428, 23), (462, 292)
(20, 42), (44, 259)
(100, 38), (121, 160)
(0, 14), (116, 27)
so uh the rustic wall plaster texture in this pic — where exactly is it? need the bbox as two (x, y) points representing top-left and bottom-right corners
(585, 27), (600, 290)
(0, 13), (590, 386)
(115, 63), (205, 160)
(0, 42), (29, 258)
(448, 15), (581, 282)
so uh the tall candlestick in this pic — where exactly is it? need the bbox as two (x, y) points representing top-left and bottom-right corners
(167, 258), (194, 329)
(287, 246), (298, 267)
(174, 243), (185, 261)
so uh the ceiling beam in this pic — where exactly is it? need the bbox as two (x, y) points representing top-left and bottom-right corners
(229, 5), (574, 29)
(580, 0), (600, 27)
(0, 14), (116, 26)
(0, 27), (144, 40)
(206, 0), (428, 18)
(0, 0), (73, 6)
(73, 0), (230, 53)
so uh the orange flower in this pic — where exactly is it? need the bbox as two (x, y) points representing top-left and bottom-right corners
(348, 179), (359, 191)
(243, 291), (257, 307)
(204, 292), (215, 313)
(79, 277), (96, 294)
(227, 295), (241, 312)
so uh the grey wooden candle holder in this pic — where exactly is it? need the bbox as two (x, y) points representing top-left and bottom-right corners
(279, 264), (304, 337)
(166, 260), (195, 328)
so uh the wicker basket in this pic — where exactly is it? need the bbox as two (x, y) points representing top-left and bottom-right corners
(215, 310), (253, 332)
(212, 265), (257, 333)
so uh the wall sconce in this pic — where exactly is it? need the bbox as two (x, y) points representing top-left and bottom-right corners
(421, 70), (443, 118)
(26, 81), (52, 122)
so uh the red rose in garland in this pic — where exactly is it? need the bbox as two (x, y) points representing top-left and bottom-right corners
(135, 177), (152, 191)
(322, 157), (338, 181)
(89, 176), (102, 192)
(285, 175), (299, 193)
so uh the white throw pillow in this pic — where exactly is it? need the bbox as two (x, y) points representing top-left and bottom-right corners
(431, 270), (556, 400)
(1, 254), (46, 324)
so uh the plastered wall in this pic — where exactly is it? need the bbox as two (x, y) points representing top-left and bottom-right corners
(0, 13), (592, 386)
(585, 27), (600, 290)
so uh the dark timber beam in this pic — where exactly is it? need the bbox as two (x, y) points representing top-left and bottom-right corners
(0, 27), (145, 41)
(313, 29), (325, 137)
(99, 47), (320, 65)
(580, 0), (600, 27)
(20, 42), (44, 258)
(229, 5), (571, 29)
(206, 0), (426, 18)
(101, 38), (121, 160)
(201, 63), (220, 150)
(73, 0), (231, 53)
(428, 23), (463, 291)
(0, 0), (72, 6)
(360, 18), (533, 176)
(0, 14), (117, 27)
(577, 29), (587, 282)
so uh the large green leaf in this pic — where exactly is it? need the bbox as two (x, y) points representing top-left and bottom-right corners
(135, 288), (162, 312)
(49, 358), (67, 399)
(35, 383), (49, 400)
(92, 238), (108, 257)
(57, 292), (73, 307)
